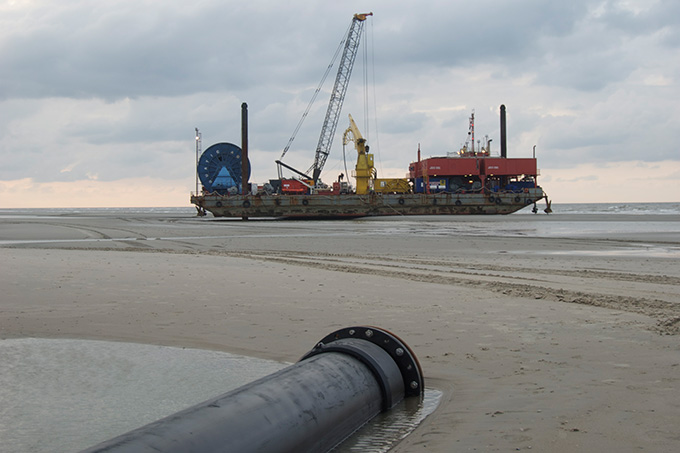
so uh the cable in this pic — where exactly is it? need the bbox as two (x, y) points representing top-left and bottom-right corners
(363, 27), (370, 137)
(368, 20), (383, 176)
(279, 23), (351, 162)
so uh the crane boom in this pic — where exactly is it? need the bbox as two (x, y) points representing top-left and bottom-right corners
(343, 114), (374, 195)
(308, 12), (372, 183)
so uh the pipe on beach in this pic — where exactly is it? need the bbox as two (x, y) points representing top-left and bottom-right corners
(80, 326), (423, 453)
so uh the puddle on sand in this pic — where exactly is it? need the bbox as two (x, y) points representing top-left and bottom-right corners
(0, 338), (288, 452)
(1, 338), (440, 453)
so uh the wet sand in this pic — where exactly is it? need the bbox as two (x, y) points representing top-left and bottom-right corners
(1, 212), (679, 451)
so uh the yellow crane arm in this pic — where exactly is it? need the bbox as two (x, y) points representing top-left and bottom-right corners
(343, 114), (366, 154)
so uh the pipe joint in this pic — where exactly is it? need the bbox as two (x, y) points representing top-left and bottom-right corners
(301, 326), (424, 402)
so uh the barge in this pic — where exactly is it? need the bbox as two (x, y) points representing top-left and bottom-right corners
(190, 105), (549, 219)
(189, 13), (549, 219)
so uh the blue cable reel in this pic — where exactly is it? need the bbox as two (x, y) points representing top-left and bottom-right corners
(198, 142), (251, 194)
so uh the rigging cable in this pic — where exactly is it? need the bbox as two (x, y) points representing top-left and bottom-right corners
(279, 23), (352, 163)
(368, 20), (383, 176)
(363, 24), (370, 138)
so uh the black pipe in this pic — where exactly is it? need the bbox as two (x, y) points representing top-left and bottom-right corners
(500, 104), (507, 158)
(80, 326), (423, 453)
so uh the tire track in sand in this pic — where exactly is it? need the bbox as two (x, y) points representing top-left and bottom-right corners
(224, 250), (680, 335)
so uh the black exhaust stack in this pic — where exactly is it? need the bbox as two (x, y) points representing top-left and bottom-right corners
(241, 102), (249, 220)
(241, 102), (249, 196)
(500, 104), (507, 158)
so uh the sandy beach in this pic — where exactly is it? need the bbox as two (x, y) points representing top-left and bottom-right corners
(1, 211), (679, 452)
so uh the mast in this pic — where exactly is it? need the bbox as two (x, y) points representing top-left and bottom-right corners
(195, 128), (202, 195)
(469, 111), (475, 154)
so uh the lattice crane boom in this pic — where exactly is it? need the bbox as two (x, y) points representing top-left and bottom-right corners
(308, 12), (372, 183)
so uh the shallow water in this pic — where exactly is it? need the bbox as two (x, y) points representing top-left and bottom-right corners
(0, 338), (287, 452)
(335, 389), (442, 453)
(0, 338), (439, 452)
(1, 202), (679, 217)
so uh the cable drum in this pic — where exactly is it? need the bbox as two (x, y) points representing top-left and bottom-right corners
(198, 143), (251, 194)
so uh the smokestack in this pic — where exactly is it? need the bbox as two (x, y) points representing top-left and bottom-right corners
(500, 104), (507, 158)
(241, 103), (249, 221)
(241, 102), (249, 195)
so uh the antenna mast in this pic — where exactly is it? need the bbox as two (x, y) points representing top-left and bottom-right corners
(195, 128), (202, 195)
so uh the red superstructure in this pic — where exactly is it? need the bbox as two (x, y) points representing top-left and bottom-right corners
(409, 156), (538, 192)
(408, 107), (539, 195)
(410, 156), (537, 179)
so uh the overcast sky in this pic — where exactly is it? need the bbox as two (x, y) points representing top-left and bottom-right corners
(1, 0), (679, 207)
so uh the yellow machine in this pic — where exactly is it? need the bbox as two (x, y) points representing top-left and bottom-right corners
(343, 114), (410, 194)
(343, 114), (374, 194)
(373, 178), (411, 193)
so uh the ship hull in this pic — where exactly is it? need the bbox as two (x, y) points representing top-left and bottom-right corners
(191, 188), (545, 218)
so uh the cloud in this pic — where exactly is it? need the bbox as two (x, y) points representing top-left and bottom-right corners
(0, 1), (359, 101)
(540, 160), (680, 203)
(0, 176), (192, 208)
(60, 162), (78, 173)
(556, 174), (599, 183)
(1, 0), (679, 206)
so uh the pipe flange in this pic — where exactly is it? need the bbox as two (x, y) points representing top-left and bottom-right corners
(301, 326), (424, 398)
(302, 338), (404, 410)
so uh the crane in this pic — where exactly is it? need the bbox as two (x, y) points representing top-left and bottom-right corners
(343, 114), (374, 195)
(310, 12), (372, 184)
(343, 114), (410, 195)
(277, 12), (372, 186)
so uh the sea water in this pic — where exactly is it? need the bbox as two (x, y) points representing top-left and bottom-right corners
(1, 203), (679, 244)
(0, 338), (440, 453)
(2, 202), (680, 217)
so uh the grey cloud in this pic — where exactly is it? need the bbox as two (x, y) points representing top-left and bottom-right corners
(597, 0), (680, 36)
(1, 0), (679, 189)
(373, 1), (588, 67)
(0, 2), (338, 101)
